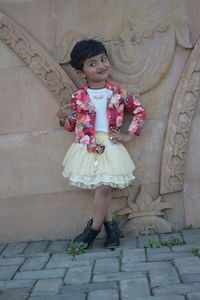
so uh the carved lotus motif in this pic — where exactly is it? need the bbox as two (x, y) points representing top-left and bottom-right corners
(116, 186), (173, 235)
(117, 186), (173, 219)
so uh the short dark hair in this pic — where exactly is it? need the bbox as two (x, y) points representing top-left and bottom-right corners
(70, 39), (108, 71)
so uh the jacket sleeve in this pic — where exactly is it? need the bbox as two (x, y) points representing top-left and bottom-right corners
(122, 89), (146, 136)
(63, 93), (77, 132)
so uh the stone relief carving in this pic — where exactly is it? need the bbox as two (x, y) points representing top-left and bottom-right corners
(60, 21), (192, 94)
(0, 4), (195, 234)
(160, 37), (200, 194)
(0, 10), (76, 107)
(116, 186), (173, 236)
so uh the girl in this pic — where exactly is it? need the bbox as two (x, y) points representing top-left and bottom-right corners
(57, 39), (146, 249)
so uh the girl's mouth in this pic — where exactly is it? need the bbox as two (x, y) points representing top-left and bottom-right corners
(97, 69), (108, 74)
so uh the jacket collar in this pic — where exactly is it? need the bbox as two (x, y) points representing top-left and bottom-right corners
(83, 80), (113, 91)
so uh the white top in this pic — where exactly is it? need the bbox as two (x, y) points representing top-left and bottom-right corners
(87, 88), (109, 132)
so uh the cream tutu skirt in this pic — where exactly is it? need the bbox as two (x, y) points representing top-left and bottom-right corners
(62, 132), (135, 189)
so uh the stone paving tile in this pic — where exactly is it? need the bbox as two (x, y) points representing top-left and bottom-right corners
(93, 271), (145, 282)
(153, 283), (200, 295)
(29, 294), (86, 300)
(94, 258), (119, 273)
(1, 234), (200, 300)
(4, 253), (50, 258)
(0, 257), (25, 266)
(24, 241), (49, 254)
(172, 244), (200, 252)
(74, 249), (121, 260)
(14, 268), (66, 280)
(64, 265), (93, 285)
(187, 292), (200, 300)
(182, 229), (200, 244)
(0, 265), (19, 280)
(61, 281), (118, 294)
(0, 287), (30, 300)
(181, 273), (200, 283)
(20, 256), (49, 271)
(174, 256), (200, 274)
(122, 248), (145, 263)
(120, 277), (150, 299)
(0, 280), (35, 290)
(126, 297), (185, 300)
(1, 243), (27, 256)
(31, 278), (63, 296)
(46, 241), (69, 253)
(0, 245), (7, 255)
(45, 253), (86, 269)
(149, 265), (180, 286)
(121, 261), (171, 272)
(20, 255), (49, 271)
(147, 250), (193, 261)
(138, 234), (159, 248)
(146, 247), (171, 255)
(88, 289), (119, 300)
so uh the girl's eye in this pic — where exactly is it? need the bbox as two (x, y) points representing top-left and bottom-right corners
(89, 62), (96, 67)
(101, 57), (108, 62)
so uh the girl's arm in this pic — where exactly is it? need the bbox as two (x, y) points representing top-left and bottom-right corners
(57, 94), (77, 132)
(124, 91), (146, 136)
(110, 90), (146, 143)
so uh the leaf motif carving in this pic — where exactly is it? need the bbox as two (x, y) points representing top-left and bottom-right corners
(116, 207), (133, 216)
(175, 22), (193, 49)
(135, 187), (152, 211)
(155, 203), (173, 211)
(149, 196), (162, 210)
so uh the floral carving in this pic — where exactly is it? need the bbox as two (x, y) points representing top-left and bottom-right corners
(116, 186), (172, 236)
(160, 37), (200, 194)
(0, 10), (76, 106)
(60, 20), (192, 94)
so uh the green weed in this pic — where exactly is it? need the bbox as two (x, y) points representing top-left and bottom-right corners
(144, 236), (183, 248)
(190, 247), (199, 256)
(67, 241), (87, 256)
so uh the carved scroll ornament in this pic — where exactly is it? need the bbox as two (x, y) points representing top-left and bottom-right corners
(160, 37), (200, 194)
(116, 186), (172, 236)
(0, 10), (76, 106)
(60, 21), (192, 94)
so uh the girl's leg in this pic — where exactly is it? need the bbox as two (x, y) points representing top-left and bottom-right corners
(91, 185), (120, 249)
(91, 185), (112, 230)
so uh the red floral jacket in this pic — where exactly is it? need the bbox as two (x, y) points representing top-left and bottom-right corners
(64, 81), (146, 148)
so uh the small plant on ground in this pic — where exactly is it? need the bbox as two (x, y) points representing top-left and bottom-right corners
(190, 247), (199, 256)
(144, 240), (162, 248)
(67, 241), (87, 256)
(184, 224), (194, 230)
(161, 236), (183, 246)
(144, 236), (183, 248)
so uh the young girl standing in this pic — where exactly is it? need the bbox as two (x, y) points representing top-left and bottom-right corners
(57, 39), (146, 249)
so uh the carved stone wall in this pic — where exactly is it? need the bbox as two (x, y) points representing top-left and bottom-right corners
(0, 0), (200, 242)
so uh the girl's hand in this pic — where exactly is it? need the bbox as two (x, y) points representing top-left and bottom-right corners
(57, 100), (70, 125)
(110, 131), (134, 143)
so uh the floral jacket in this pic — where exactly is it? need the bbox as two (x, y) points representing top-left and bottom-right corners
(64, 81), (146, 150)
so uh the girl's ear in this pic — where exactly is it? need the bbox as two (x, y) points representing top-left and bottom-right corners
(76, 70), (86, 79)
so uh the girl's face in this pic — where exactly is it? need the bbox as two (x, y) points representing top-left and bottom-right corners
(78, 52), (110, 88)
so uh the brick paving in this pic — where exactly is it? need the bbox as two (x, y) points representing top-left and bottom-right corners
(0, 229), (199, 299)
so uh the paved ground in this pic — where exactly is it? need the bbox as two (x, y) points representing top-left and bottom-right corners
(0, 229), (200, 300)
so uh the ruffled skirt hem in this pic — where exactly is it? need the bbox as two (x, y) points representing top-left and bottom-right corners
(64, 174), (135, 189)
(62, 132), (136, 190)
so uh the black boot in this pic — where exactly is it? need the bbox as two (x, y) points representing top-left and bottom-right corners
(73, 219), (100, 249)
(104, 220), (120, 249)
